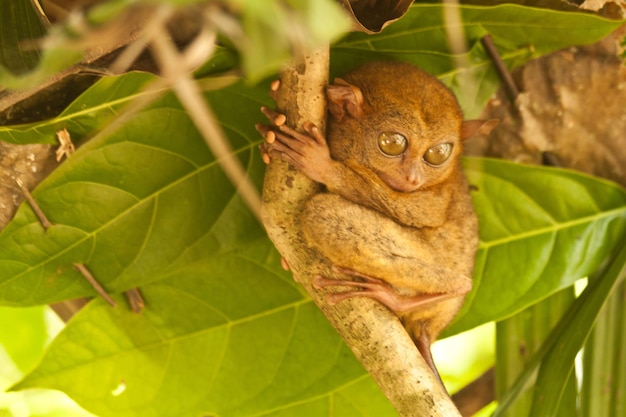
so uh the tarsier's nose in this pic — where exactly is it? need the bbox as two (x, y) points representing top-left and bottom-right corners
(406, 166), (423, 190)
(406, 165), (423, 182)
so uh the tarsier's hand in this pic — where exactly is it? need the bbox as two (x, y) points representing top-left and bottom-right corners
(255, 99), (337, 186)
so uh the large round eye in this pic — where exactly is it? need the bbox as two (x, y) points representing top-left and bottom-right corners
(424, 143), (453, 166)
(378, 132), (408, 156)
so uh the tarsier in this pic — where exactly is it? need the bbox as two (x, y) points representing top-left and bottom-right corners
(258, 61), (495, 381)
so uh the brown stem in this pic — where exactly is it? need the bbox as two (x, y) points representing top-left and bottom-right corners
(261, 49), (460, 417)
(73, 263), (117, 307)
(452, 368), (495, 416)
(482, 34), (520, 102)
(125, 288), (145, 313)
(16, 179), (52, 230)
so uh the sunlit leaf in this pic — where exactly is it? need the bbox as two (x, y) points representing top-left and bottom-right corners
(0, 306), (47, 375)
(13, 239), (395, 417)
(0, 75), (265, 306)
(0, 390), (97, 417)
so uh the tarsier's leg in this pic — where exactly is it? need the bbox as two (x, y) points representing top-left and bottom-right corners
(415, 332), (442, 383)
(302, 193), (470, 381)
(302, 193), (472, 304)
(313, 267), (459, 313)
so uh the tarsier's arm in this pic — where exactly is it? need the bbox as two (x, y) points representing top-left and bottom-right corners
(326, 158), (453, 228)
(259, 114), (451, 228)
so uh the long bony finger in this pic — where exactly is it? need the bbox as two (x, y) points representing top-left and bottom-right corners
(304, 122), (326, 146)
(255, 123), (276, 144)
(269, 79), (281, 101)
(258, 142), (271, 164)
(260, 106), (286, 127)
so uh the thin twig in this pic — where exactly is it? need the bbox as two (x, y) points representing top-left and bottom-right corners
(125, 288), (145, 313)
(481, 34), (520, 102)
(542, 151), (562, 167)
(16, 178), (52, 229)
(443, 0), (472, 100)
(109, 6), (174, 74)
(73, 263), (117, 307)
(149, 24), (262, 220)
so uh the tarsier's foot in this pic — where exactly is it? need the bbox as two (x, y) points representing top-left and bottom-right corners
(313, 266), (457, 313)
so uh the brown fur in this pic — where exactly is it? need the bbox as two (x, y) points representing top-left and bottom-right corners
(265, 61), (494, 379)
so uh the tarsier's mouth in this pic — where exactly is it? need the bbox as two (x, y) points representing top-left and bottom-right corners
(376, 171), (423, 193)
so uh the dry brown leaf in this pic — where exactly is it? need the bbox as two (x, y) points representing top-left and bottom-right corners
(339, 0), (413, 33)
(467, 29), (626, 187)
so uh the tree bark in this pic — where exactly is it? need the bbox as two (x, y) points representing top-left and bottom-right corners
(261, 48), (460, 417)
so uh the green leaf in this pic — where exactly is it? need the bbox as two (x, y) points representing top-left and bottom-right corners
(332, 4), (623, 117)
(0, 72), (158, 144)
(0, 75), (266, 306)
(0, 72), (241, 144)
(0, 0), (82, 92)
(581, 281), (626, 417)
(446, 158), (626, 335)
(0, 390), (97, 417)
(494, 242), (626, 416)
(0, 0), (48, 74)
(12, 239), (395, 417)
(495, 288), (577, 417)
(0, 306), (47, 376)
(235, 0), (351, 82)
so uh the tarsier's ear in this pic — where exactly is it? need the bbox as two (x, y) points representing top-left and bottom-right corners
(326, 78), (367, 121)
(461, 119), (499, 141)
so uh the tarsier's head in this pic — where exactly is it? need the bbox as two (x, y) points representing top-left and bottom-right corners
(326, 61), (493, 192)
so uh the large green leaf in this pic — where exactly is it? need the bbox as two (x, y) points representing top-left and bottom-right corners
(0, 72), (157, 144)
(0, 72), (241, 144)
(332, 4), (623, 117)
(0, 306), (47, 378)
(13, 239), (396, 417)
(0, 74), (267, 305)
(10, 156), (626, 416)
(446, 158), (626, 334)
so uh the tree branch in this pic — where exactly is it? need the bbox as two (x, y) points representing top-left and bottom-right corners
(261, 48), (460, 417)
